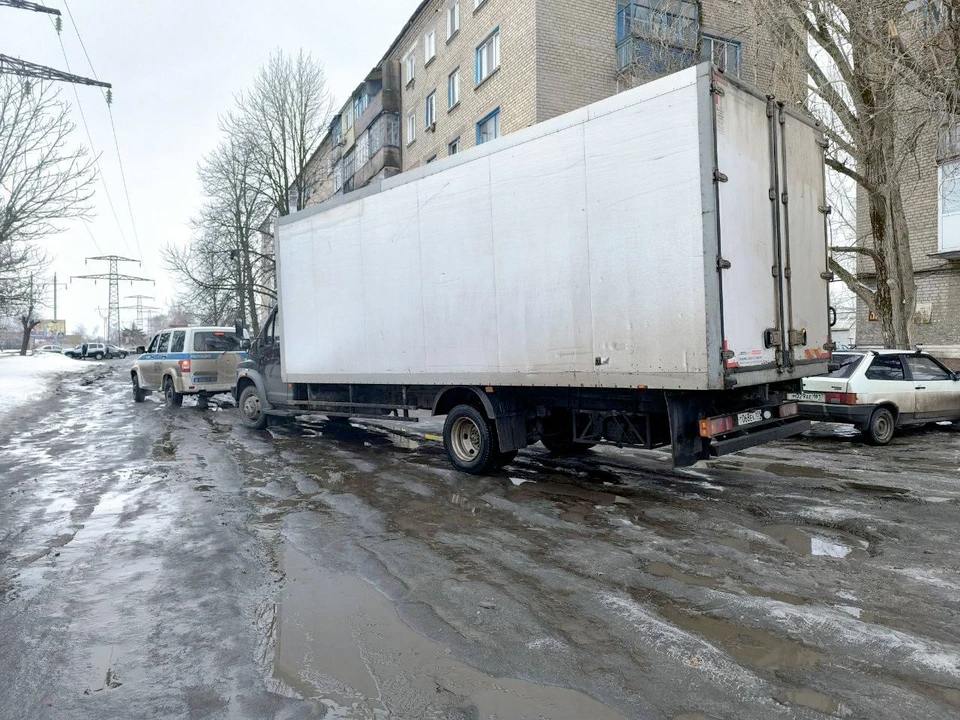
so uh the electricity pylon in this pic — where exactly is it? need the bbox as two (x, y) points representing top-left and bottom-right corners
(72, 256), (152, 346)
(0, 0), (112, 90)
(120, 294), (158, 331)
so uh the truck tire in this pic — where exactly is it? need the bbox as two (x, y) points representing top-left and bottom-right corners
(239, 385), (268, 429)
(443, 405), (498, 475)
(864, 407), (895, 446)
(163, 376), (183, 408)
(131, 374), (146, 403)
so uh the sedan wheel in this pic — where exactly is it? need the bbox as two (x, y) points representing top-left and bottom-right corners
(864, 407), (896, 446)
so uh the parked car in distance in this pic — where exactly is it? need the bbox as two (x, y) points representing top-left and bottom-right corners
(64, 345), (82, 359)
(131, 326), (248, 408)
(36, 345), (63, 353)
(107, 344), (128, 359)
(792, 350), (960, 445)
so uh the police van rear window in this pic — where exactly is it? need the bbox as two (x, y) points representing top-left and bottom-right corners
(193, 331), (241, 352)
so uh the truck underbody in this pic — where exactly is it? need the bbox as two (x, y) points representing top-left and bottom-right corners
(236, 378), (809, 471)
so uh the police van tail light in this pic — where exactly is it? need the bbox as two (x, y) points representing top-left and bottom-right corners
(178, 359), (192, 373)
(825, 392), (857, 405)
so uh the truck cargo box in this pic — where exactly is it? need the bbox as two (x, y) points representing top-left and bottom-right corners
(276, 63), (831, 392)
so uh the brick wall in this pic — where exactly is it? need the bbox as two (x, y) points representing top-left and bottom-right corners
(386, 0), (539, 170)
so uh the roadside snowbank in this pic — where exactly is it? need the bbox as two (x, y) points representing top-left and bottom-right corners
(0, 353), (87, 414)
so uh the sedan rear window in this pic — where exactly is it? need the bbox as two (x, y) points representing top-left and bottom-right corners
(193, 331), (241, 352)
(826, 354), (863, 378)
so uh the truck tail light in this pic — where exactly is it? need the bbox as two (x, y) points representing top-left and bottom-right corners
(825, 392), (857, 405)
(178, 359), (192, 373)
(699, 415), (736, 438)
(780, 402), (799, 418)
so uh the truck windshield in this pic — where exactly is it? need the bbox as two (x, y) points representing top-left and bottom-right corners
(193, 331), (241, 352)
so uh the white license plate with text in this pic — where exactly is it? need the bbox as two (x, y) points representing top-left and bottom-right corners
(788, 392), (825, 402)
(737, 410), (764, 426)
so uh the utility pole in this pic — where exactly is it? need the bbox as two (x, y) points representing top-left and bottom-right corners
(49, 272), (68, 324)
(71, 256), (152, 346)
(0, 1), (112, 91)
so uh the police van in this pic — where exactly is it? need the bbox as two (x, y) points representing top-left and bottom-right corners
(131, 326), (248, 408)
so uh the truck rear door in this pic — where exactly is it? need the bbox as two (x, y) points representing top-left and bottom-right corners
(713, 74), (830, 377)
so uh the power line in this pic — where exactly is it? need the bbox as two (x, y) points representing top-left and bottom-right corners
(52, 19), (130, 253)
(62, 0), (142, 258)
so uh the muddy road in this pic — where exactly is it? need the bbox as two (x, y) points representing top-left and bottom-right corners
(2, 362), (960, 719)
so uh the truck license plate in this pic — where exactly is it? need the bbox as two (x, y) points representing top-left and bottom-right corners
(737, 410), (763, 426)
(787, 392), (825, 402)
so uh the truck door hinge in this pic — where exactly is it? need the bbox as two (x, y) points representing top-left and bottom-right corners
(769, 188), (777, 201)
(713, 169), (729, 183)
(823, 341), (837, 352)
(721, 349), (735, 361)
(789, 329), (808, 347)
(710, 83), (725, 96)
(717, 257), (732, 271)
(816, 138), (829, 150)
(764, 329), (783, 349)
(771, 265), (780, 278)
(781, 192), (789, 205)
(820, 271), (835, 281)
(819, 205), (833, 215)
(784, 266), (792, 279)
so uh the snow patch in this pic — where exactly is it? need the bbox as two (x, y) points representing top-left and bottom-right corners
(0, 354), (86, 416)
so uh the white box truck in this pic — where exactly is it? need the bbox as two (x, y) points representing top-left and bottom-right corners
(235, 64), (834, 472)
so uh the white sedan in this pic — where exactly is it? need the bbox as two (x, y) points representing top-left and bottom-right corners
(792, 350), (960, 445)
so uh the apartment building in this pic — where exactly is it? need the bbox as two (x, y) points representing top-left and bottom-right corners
(293, 0), (792, 204)
(385, 0), (793, 170)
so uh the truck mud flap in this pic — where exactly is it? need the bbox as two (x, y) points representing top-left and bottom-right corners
(666, 392), (711, 468)
(709, 418), (810, 457)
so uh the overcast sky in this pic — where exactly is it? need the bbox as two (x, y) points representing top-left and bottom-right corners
(1, 0), (419, 337)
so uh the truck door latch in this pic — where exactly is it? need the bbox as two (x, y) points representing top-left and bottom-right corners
(789, 329), (808, 347)
(717, 257), (732, 270)
(713, 169), (729, 183)
(764, 329), (783, 349)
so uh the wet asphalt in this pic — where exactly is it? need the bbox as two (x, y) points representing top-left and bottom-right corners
(1, 361), (960, 720)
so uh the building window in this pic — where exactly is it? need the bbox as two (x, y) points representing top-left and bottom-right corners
(449, 137), (460, 155)
(475, 28), (500, 85)
(406, 111), (416, 145)
(424, 29), (437, 64)
(425, 91), (437, 129)
(353, 92), (370, 120)
(404, 45), (416, 85)
(476, 107), (500, 145)
(701, 34), (741, 77)
(333, 160), (343, 192)
(448, 68), (460, 109)
(355, 129), (370, 168)
(940, 158), (960, 252)
(616, 1), (700, 74)
(447, 2), (460, 39)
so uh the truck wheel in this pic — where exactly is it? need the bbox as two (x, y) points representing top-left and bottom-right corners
(443, 405), (498, 475)
(239, 385), (268, 429)
(163, 377), (183, 408)
(131, 375), (146, 403)
(864, 407), (895, 446)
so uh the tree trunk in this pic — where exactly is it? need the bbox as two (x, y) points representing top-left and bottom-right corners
(19, 317), (36, 356)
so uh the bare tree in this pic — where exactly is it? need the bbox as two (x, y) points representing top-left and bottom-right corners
(0, 77), (97, 247)
(232, 49), (334, 217)
(0, 244), (49, 355)
(753, 0), (960, 348)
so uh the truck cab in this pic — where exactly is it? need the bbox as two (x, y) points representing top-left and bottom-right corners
(235, 310), (286, 427)
(131, 326), (248, 408)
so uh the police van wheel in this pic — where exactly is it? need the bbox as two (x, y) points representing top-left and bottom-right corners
(131, 375), (146, 403)
(163, 377), (183, 408)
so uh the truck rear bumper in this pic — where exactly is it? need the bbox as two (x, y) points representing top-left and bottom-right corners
(709, 418), (811, 457)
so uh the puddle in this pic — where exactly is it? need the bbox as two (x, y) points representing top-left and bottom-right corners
(265, 544), (627, 719)
(764, 463), (842, 481)
(773, 687), (843, 715)
(763, 524), (868, 560)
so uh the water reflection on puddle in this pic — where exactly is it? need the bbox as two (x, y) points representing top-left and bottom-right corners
(264, 544), (627, 719)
